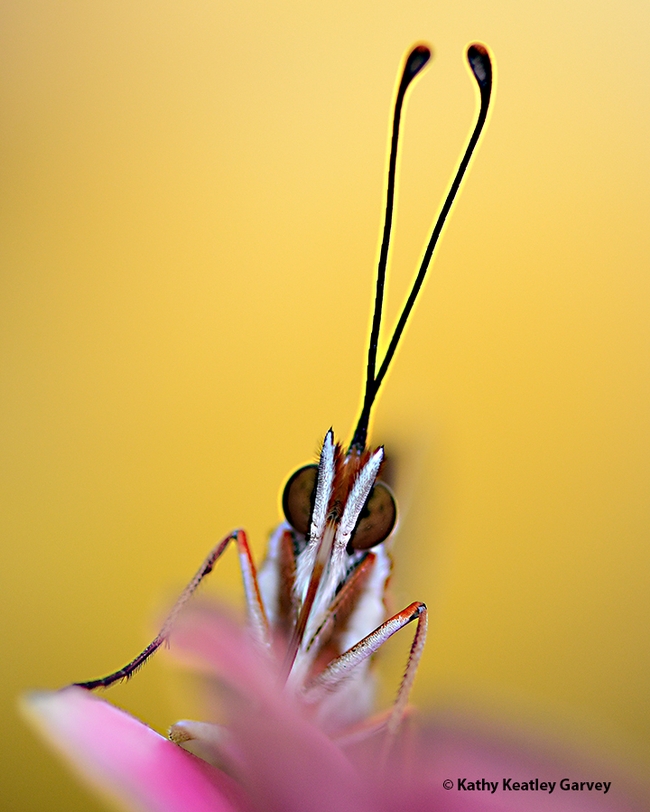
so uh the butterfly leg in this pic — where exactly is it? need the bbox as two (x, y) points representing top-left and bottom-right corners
(73, 529), (269, 690)
(302, 601), (427, 736)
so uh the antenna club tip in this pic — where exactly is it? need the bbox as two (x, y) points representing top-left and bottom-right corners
(404, 43), (432, 82)
(466, 43), (493, 92)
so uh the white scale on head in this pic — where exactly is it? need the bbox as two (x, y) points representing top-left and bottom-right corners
(294, 438), (383, 614)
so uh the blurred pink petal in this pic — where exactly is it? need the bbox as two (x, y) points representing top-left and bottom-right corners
(21, 687), (245, 812)
(169, 606), (645, 812)
(169, 606), (281, 702)
(171, 607), (376, 812)
(23, 608), (647, 812)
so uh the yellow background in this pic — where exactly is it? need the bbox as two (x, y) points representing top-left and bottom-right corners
(2, 1), (649, 809)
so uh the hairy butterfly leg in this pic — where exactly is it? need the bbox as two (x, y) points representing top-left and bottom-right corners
(301, 602), (427, 736)
(74, 529), (269, 690)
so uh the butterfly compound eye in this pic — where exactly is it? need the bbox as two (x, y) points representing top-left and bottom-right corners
(349, 481), (397, 551)
(282, 464), (318, 535)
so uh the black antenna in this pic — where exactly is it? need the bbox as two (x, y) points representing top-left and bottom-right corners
(350, 43), (493, 451)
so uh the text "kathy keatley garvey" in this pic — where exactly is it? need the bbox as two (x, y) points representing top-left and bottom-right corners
(456, 778), (612, 794)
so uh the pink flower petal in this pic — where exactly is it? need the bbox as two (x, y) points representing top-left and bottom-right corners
(169, 605), (279, 702)
(171, 607), (376, 812)
(169, 607), (646, 812)
(26, 610), (644, 812)
(21, 687), (245, 812)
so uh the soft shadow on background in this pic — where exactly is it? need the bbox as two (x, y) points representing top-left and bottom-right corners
(1, 2), (649, 810)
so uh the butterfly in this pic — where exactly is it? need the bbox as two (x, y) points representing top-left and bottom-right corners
(74, 41), (493, 743)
